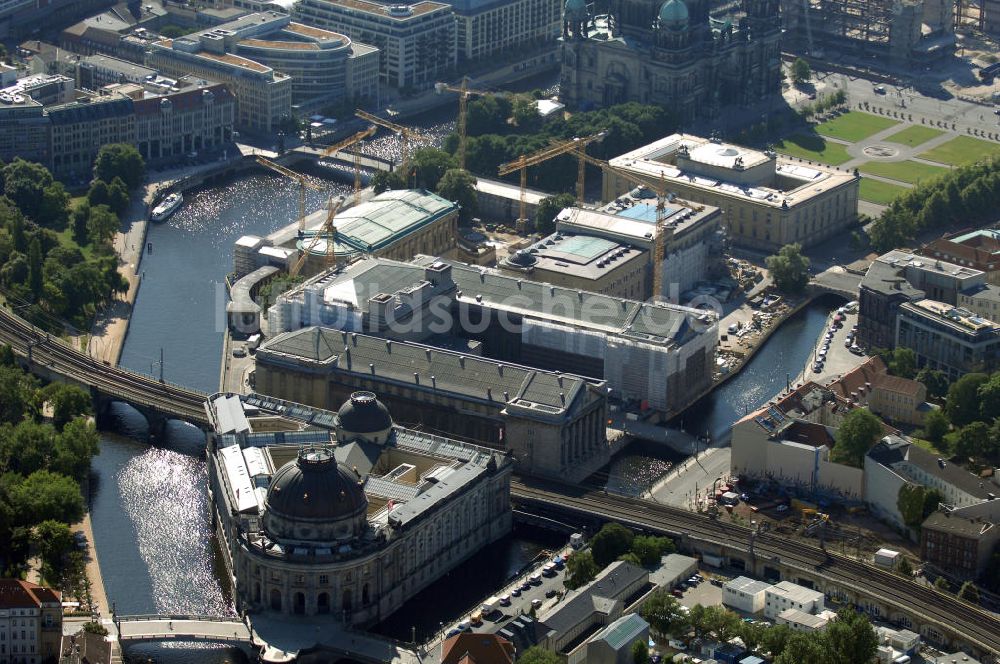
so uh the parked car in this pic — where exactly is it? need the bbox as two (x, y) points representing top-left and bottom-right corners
(531, 598), (543, 609)
(545, 589), (557, 598)
(511, 588), (521, 597)
(776, 504), (789, 512)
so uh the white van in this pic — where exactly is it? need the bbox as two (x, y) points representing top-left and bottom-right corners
(668, 639), (687, 651)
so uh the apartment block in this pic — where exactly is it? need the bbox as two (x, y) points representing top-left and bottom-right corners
(295, 0), (457, 89)
(0, 579), (62, 664)
(444, 0), (561, 61)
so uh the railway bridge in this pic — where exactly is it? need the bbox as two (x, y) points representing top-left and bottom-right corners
(0, 307), (209, 437)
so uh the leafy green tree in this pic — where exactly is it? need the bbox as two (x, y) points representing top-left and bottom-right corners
(8, 470), (83, 524)
(27, 237), (42, 297)
(371, 170), (406, 194)
(955, 421), (989, 460)
(0, 420), (57, 476)
(0, 364), (33, 424)
(897, 555), (913, 576)
(958, 581), (980, 603)
(832, 408), (883, 467)
(631, 639), (649, 664)
(920, 408), (949, 445)
(739, 620), (768, 653)
(565, 550), (598, 589)
(687, 604), (708, 639)
(630, 535), (675, 566)
(517, 646), (560, 664)
(33, 519), (74, 575)
(512, 95), (543, 133)
(0, 344), (14, 367)
(82, 621), (108, 636)
(791, 57), (812, 84)
(2, 159), (68, 229)
(71, 202), (91, 246)
(41, 381), (92, 430)
(435, 169), (478, 224)
(887, 347), (916, 378)
(534, 193), (576, 235)
(978, 372), (1000, 421)
(639, 589), (689, 637)
(946, 373), (988, 426)
(898, 483), (943, 529)
(825, 608), (878, 664)
(591, 522), (635, 568)
(86, 180), (109, 209)
(404, 147), (456, 191)
(934, 576), (949, 590)
(776, 632), (828, 664)
(52, 418), (99, 482)
(618, 552), (642, 565)
(93, 144), (145, 190)
(760, 623), (793, 658)
(766, 243), (811, 294)
(86, 204), (119, 247)
(702, 605), (740, 642)
(465, 95), (512, 136)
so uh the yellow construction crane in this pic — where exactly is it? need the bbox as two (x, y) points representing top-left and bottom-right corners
(577, 151), (695, 300)
(497, 132), (605, 232)
(354, 109), (428, 164)
(319, 125), (377, 200)
(290, 194), (346, 277)
(255, 156), (326, 233)
(434, 77), (497, 170)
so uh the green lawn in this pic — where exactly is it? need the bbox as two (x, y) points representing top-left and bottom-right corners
(69, 195), (87, 210)
(813, 112), (900, 143)
(859, 178), (909, 205)
(858, 160), (949, 185)
(55, 227), (94, 260)
(882, 125), (944, 148)
(773, 134), (853, 166)
(919, 135), (1000, 166)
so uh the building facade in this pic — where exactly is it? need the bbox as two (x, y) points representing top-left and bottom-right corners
(268, 256), (719, 416)
(207, 391), (513, 625)
(446, 0), (562, 60)
(559, 0), (781, 123)
(133, 83), (236, 163)
(0, 579), (62, 664)
(920, 230), (1000, 287)
(896, 299), (1000, 380)
(763, 581), (825, 620)
(254, 327), (611, 481)
(604, 134), (859, 252)
(921, 501), (1000, 580)
(294, 0), (457, 89)
(47, 95), (136, 180)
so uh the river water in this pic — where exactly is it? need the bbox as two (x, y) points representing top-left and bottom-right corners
(100, 96), (839, 660)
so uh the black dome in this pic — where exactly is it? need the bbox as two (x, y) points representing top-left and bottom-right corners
(507, 249), (537, 267)
(265, 447), (367, 522)
(337, 391), (392, 434)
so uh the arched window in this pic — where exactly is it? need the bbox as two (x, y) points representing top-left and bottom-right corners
(270, 588), (282, 612)
(254, 583), (261, 604)
(317, 592), (330, 614)
(293, 592), (306, 615)
(362, 584), (370, 606)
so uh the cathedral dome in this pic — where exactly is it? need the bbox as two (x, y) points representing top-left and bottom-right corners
(337, 391), (392, 443)
(565, 0), (587, 18)
(263, 447), (369, 541)
(659, 0), (689, 26)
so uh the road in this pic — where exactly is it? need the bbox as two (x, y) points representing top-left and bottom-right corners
(647, 446), (733, 509)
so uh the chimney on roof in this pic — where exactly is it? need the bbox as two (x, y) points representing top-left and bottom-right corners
(369, 363), (375, 374)
(414, 372), (419, 384)
(503, 391), (509, 401)
(560, 392), (565, 405)
(431, 375), (436, 388)
(459, 355), (465, 367)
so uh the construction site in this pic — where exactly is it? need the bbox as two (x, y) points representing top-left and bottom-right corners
(779, 0), (960, 64)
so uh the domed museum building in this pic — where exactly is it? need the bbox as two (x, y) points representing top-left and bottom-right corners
(206, 390), (513, 625)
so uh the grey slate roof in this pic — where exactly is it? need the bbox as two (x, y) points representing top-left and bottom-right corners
(260, 327), (599, 412)
(539, 561), (647, 636)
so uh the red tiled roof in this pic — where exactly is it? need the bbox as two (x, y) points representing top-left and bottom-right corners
(826, 356), (887, 402)
(0, 579), (61, 609)
(921, 237), (1000, 272)
(442, 634), (515, 664)
(874, 374), (925, 398)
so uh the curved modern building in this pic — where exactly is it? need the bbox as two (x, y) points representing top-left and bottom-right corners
(207, 390), (513, 623)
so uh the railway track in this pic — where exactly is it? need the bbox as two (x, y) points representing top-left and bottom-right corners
(512, 477), (1000, 655)
(0, 307), (208, 423)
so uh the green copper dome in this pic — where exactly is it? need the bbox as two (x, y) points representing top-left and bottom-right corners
(659, 0), (689, 25)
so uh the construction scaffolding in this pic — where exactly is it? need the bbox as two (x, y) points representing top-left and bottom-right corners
(779, 0), (955, 63)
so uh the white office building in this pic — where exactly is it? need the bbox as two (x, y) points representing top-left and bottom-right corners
(722, 576), (772, 614)
(764, 581), (825, 620)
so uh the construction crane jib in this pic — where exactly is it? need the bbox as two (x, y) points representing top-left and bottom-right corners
(255, 156), (325, 233)
(497, 132), (605, 232)
(354, 109), (428, 164)
(319, 125), (377, 200)
(434, 77), (497, 170)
